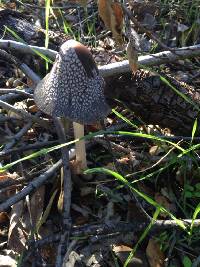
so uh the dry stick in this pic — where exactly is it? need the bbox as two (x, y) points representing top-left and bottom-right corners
(0, 41), (200, 78)
(0, 40), (57, 60)
(0, 88), (33, 103)
(0, 160), (62, 212)
(99, 45), (200, 77)
(32, 218), (200, 247)
(56, 232), (68, 267)
(72, 219), (200, 236)
(0, 88), (33, 98)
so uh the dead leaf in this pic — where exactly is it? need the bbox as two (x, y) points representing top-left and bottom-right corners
(118, 156), (130, 164)
(0, 172), (19, 201)
(98, 0), (124, 44)
(8, 200), (27, 254)
(113, 245), (148, 266)
(70, 159), (84, 175)
(28, 104), (39, 113)
(68, 0), (88, 7)
(127, 29), (140, 74)
(0, 212), (9, 223)
(113, 244), (132, 253)
(146, 238), (165, 267)
(155, 192), (174, 218)
(149, 145), (163, 156)
(29, 186), (45, 228)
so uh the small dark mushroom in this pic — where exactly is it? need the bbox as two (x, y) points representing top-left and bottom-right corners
(34, 40), (110, 171)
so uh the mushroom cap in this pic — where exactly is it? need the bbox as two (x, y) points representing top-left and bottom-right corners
(34, 40), (110, 124)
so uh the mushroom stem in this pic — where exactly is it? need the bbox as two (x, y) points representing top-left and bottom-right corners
(73, 121), (87, 173)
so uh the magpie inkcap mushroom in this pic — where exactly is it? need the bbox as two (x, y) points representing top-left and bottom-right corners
(34, 39), (110, 124)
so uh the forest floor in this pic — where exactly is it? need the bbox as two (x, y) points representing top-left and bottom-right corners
(0, 0), (200, 266)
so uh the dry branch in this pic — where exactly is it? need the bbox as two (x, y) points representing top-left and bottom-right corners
(33, 219), (200, 247)
(0, 40), (200, 78)
(99, 45), (200, 77)
(0, 160), (62, 212)
(0, 40), (57, 59)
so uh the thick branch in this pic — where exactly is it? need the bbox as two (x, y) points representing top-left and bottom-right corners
(99, 45), (200, 77)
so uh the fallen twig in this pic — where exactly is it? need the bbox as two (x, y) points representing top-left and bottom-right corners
(99, 45), (200, 77)
(1, 40), (200, 78)
(0, 40), (57, 60)
(0, 88), (33, 98)
(0, 160), (62, 212)
(32, 219), (200, 247)
(0, 88), (33, 103)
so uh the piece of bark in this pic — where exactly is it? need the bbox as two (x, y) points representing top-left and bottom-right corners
(105, 70), (200, 136)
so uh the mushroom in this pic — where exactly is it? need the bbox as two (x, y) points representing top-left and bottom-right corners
(34, 40), (110, 172)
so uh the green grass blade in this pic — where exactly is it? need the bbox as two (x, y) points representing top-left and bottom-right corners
(191, 118), (198, 144)
(190, 202), (200, 234)
(45, 0), (51, 49)
(0, 139), (77, 172)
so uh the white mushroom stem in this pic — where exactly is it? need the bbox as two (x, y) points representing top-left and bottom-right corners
(73, 122), (87, 173)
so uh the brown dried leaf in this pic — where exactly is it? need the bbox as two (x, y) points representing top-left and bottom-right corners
(113, 246), (149, 266)
(149, 145), (163, 156)
(0, 212), (9, 223)
(28, 104), (39, 113)
(98, 0), (111, 29)
(68, 0), (88, 7)
(98, 0), (124, 44)
(155, 192), (173, 218)
(146, 239), (165, 267)
(127, 40), (138, 73)
(70, 159), (84, 175)
(126, 29), (140, 74)
(29, 186), (45, 228)
(113, 244), (132, 253)
(8, 201), (27, 254)
(118, 156), (130, 164)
